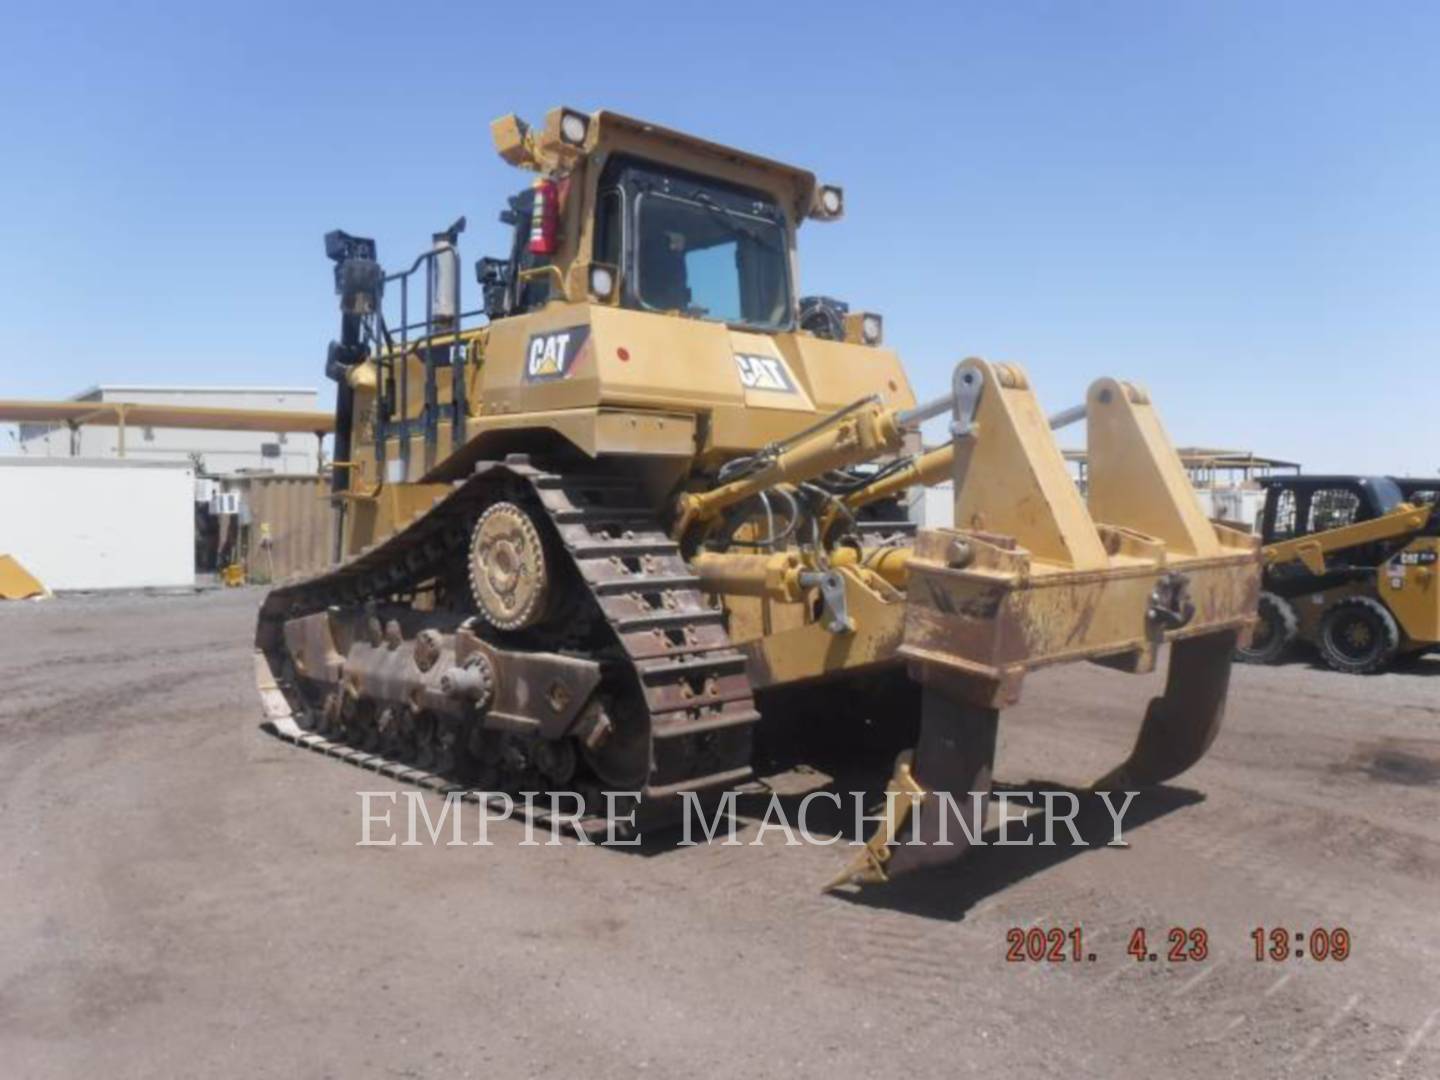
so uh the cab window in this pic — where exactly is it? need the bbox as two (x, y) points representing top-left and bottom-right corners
(1308, 488), (1360, 533)
(595, 189), (622, 269)
(1269, 488), (1298, 541)
(507, 187), (550, 313)
(634, 191), (788, 326)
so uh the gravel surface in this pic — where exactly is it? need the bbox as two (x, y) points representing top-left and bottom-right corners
(2, 588), (1437, 1079)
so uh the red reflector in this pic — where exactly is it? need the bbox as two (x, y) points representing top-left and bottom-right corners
(616, 347), (630, 362)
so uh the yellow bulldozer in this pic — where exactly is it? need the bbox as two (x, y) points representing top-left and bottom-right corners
(255, 107), (1260, 885)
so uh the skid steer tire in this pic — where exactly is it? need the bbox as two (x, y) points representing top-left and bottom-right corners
(1235, 592), (1298, 665)
(1318, 596), (1400, 675)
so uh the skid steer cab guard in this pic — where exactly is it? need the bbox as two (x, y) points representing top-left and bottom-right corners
(831, 358), (1260, 887)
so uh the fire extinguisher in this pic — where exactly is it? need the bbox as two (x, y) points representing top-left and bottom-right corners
(529, 177), (558, 255)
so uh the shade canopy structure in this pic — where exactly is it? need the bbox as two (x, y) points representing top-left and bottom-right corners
(0, 398), (334, 465)
(1064, 445), (1300, 486)
(0, 399), (333, 434)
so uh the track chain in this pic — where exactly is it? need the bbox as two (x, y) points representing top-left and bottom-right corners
(255, 458), (760, 827)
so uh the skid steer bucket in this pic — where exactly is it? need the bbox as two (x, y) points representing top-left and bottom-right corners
(830, 358), (1260, 887)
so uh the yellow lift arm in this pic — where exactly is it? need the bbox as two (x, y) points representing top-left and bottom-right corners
(1263, 503), (1433, 576)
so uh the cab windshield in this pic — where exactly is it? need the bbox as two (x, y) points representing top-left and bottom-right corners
(595, 159), (793, 330)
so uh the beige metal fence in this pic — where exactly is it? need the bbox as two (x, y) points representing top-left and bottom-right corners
(230, 475), (336, 584)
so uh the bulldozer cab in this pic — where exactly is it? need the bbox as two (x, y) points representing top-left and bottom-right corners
(590, 156), (794, 328)
(477, 108), (829, 332)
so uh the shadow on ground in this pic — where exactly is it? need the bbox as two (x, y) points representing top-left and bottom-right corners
(822, 782), (1204, 921)
(622, 766), (1204, 923)
(1292, 653), (1440, 677)
(261, 711), (1206, 921)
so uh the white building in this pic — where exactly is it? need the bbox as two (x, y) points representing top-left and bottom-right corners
(0, 459), (195, 591)
(15, 385), (324, 476)
(909, 482), (955, 529)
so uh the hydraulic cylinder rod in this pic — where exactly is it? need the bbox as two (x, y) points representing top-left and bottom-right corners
(691, 546), (912, 604)
(691, 551), (804, 600)
(675, 400), (909, 533)
(845, 443), (954, 512)
(842, 400), (1089, 511)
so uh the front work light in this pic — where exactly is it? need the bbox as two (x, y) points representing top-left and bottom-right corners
(559, 109), (590, 146)
(812, 184), (844, 220)
(589, 265), (616, 300)
(843, 311), (883, 346)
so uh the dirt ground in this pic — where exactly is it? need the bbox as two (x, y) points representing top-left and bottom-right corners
(2, 587), (1438, 1079)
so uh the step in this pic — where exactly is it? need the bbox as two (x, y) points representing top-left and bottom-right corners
(568, 537), (680, 558)
(637, 651), (749, 680)
(651, 707), (763, 739)
(610, 608), (725, 633)
(590, 574), (702, 595)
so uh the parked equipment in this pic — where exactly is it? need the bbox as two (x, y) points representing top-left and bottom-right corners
(0, 554), (46, 600)
(1237, 475), (1439, 673)
(1393, 477), (1440, 508)
(254, 107), (1260, 885)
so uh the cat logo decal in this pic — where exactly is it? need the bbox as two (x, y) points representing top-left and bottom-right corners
(524, 326), (591, 382)
(734, 353), (796, 393)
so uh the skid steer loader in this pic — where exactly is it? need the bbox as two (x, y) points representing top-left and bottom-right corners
(1238, 475), (1439, 673)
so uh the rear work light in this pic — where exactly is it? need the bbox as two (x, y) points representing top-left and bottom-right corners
(528, 178), (559, 255)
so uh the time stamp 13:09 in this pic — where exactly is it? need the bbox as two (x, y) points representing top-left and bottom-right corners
(1005, 927), (1352, 964)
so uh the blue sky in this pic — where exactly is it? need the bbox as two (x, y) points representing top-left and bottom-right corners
(1, 1), (1437, 474)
